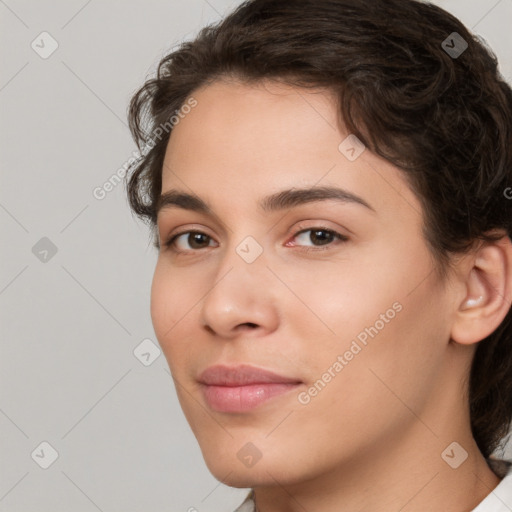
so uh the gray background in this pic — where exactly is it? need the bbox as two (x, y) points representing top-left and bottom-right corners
(1, 1), (511, 511)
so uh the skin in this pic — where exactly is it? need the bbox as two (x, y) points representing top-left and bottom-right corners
(151, 78), (512, 511)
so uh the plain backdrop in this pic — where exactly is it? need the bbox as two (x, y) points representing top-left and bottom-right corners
(1, 1), (512, 511)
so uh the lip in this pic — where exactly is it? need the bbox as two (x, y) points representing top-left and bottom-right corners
(198, 364), (302, 413)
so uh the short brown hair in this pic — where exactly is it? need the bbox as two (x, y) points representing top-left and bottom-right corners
(125, 0), (512, 458)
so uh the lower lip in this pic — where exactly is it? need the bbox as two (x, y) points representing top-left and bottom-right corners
(201, 383), (300, 412)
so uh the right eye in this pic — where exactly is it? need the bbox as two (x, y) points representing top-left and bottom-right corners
(164, 230), (218, 253)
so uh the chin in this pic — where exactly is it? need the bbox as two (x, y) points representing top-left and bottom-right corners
(205, 462), (278, 488)
(200, 447), (305, 489)
(214, 471), (264, 488)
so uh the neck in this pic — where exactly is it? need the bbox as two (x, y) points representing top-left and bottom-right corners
(253, 430), (500, 512)
(252, 359), (502, 512)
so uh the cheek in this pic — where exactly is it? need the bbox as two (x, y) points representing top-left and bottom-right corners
(150, 262), (172, 340)
(284, 236), (448, 397)
(276, 253), (406, 348)
(150, 261), (195, 362)
(285, 291), (448, 465)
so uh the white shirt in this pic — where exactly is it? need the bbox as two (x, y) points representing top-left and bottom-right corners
(471, 460), (512, 512)
(233, 460), (512, 512)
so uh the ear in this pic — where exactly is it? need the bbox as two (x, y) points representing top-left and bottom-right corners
(450, 234), (512, 345)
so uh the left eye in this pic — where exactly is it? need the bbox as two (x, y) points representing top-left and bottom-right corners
(163, 227), (348, 252)
(291, 227), (348, 248)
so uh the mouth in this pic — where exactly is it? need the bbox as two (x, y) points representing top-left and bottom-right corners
(198, 364), (302, 413)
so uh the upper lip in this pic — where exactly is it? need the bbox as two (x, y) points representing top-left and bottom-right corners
(198, 364), (302, 386)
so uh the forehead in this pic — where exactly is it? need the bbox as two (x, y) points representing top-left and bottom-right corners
(161, 79), (422, 222)
(165, 78), (341, 167)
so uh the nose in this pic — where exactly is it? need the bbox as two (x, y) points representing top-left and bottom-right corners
(200, 246), (280, 339)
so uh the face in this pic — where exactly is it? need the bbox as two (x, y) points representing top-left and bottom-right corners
(151, 79), (457, 487)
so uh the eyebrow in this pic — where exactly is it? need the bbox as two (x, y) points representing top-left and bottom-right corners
(155, 186), (376, 219)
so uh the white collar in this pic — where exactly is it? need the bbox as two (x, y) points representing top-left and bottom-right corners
(471, 461), (512, 512)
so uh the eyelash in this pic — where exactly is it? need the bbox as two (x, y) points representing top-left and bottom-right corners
(162, 225), (349, 254)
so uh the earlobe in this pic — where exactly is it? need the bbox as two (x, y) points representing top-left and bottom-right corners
(450, 237), (512, 345)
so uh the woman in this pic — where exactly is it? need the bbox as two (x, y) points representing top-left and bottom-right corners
(125, 0), (512, 510)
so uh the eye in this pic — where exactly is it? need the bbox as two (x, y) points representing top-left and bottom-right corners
(164, 230), (217, 252)
(163, 225), (348, 254)
(289, 226), (349, 250)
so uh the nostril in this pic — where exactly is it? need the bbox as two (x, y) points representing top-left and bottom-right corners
(204, 325), (215, 335)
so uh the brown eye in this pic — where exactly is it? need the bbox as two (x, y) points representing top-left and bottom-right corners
(165, 231), (215, 251)
(293, 227), (348, 248)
